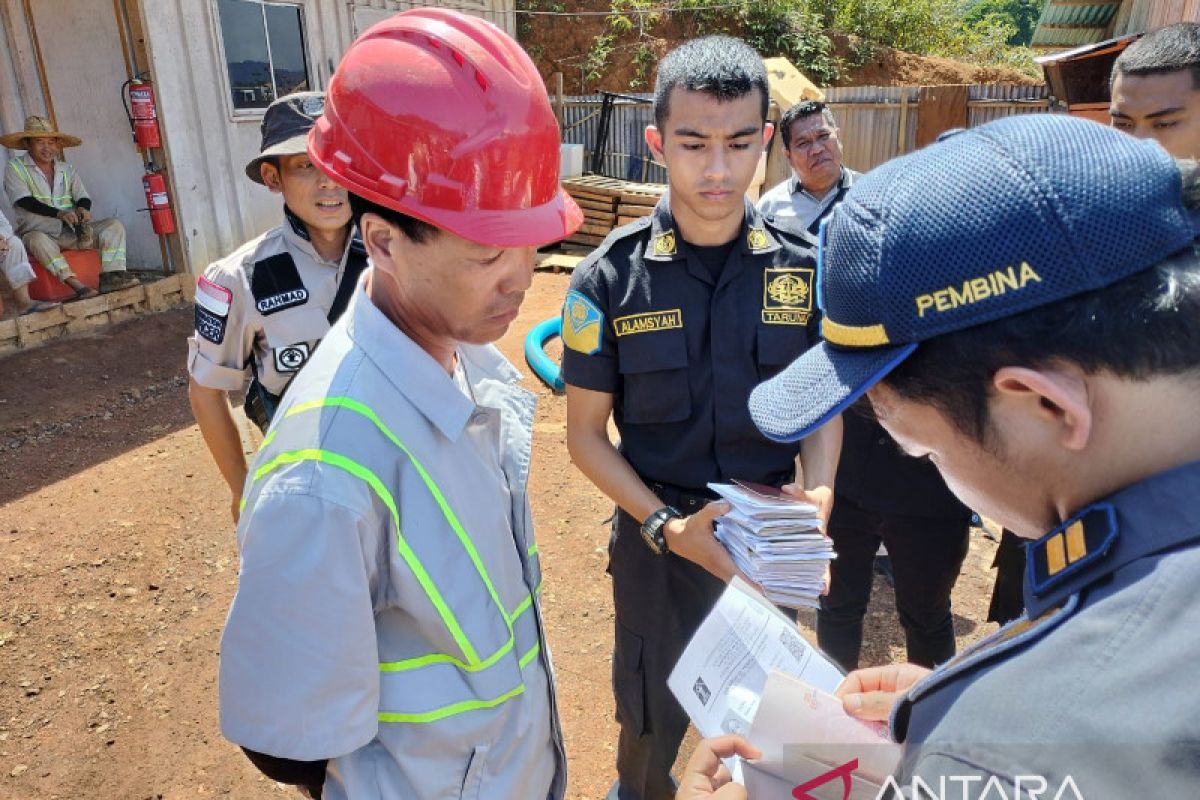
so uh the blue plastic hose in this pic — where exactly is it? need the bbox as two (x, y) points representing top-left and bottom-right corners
(524, 315), (565, 393)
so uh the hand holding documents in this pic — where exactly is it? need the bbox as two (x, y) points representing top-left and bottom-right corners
(668, 578), (845, 743)
(670, 580), (901, 799)
(708, 481), (835, 609)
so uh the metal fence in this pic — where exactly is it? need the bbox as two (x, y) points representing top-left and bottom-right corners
(561, 93), (666, 183)
(560, 84), (1051, 181)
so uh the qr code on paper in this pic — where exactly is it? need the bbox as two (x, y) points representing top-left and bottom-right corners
(779, 629), (807, 662)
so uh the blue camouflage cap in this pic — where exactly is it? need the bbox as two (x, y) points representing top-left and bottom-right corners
(749, 113), (1196, 443)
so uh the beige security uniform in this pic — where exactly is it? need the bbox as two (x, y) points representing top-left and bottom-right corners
(186, 212), (352, 399)
(0, 210), (35, 292)
(3, 153), (127, 278)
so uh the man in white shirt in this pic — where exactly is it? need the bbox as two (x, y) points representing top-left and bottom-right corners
(757, 100), (859, 237)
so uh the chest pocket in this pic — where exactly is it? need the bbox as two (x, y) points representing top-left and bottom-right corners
(756, 324), (810, 381)
(617, 329), (691, 424)
(261, 306), (330, 350)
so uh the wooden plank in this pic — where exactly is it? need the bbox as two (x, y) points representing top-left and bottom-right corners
(563, 181), (615, 194)
(109, 305), (140, 326)
(16, 305), (70, 335)
(916, 84), (968, 149)
(617, 193), (661, 206)
(144, 274), (189, 311)
(617, 204), (654, 217)
(579, 223), (612, 237)
(565, 232), (607, 246)
(17, 325), (67, 348)
(180, 274), (196, 302)
(535, 253), (584, 273)
(143, 277), (173, 312)
(564, 183), (624, 199)
(104, 286), (147, 312)
(60, 285), (148, 319)
(564, 175), (666, 200)
(65, 313), (111, 336)
(566, 190), (615, 205)
(582, 212), (616, 225)
(572, 197), (615, 212)
(557, 242), (597, 256)
(0, 318), (18, 344)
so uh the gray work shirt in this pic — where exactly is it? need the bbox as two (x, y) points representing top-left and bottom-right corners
(219, 280), (563, 799)
(885, 459), (1200, 797)
(756, 167), (859, 236)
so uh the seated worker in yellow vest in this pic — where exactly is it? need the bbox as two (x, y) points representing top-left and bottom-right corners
(1, 116), (136, 298)
(1, 208), (59, 315)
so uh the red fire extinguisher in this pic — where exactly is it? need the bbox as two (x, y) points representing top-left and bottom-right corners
(143, 168), (176, 235)
(123, 77), (161, 150)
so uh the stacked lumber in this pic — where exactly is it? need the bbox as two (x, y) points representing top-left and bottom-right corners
(562, 175), (666, 249)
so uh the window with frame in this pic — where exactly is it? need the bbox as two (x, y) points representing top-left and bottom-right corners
(216, 0), (310, 112)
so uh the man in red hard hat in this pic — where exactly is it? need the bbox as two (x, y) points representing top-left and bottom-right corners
(217, 10), (582, 800)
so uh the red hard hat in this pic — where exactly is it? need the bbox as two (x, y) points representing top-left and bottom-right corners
(309, 9), (582, 248)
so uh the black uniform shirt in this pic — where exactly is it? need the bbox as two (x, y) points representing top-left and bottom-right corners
(562, 196), (819, 490)
(835, 406), (971, 522)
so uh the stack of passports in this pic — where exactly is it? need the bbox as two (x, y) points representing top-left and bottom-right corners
(708, 481), (834, 609)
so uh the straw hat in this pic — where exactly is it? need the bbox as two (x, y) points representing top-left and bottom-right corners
(0, 116), (82, 150)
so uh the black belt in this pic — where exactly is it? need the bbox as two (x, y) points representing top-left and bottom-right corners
(644, 480), (718, 514)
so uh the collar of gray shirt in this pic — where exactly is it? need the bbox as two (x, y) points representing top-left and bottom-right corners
(344, 280), (523, 443)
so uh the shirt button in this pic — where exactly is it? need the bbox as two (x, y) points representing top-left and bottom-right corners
(878, 437), (888, 446)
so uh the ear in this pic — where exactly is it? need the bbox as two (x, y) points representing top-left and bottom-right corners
(762, 122), (775, 150)
(992, 365), (1092, 451)
(260, 162), (283, 194)
(359, 211), (396, 266)
(645, 125), (665, 165)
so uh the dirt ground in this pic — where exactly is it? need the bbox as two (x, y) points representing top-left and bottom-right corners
(0, 271), (1003, 799)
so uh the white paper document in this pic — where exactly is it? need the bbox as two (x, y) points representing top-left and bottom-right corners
(744, 671), (901, 798)
(667, 578), (844, 741)
(669, 580), (902, 799)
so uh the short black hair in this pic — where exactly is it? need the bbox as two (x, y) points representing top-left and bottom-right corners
(779, 100), (838, 150)
(653, 35), (769, 130)
(348, 193), (439, 244)
(881, 160), (1200, 445)
(1112, 23), (1200, 90)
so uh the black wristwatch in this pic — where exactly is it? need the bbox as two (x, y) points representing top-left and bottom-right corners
(640, 506), (682, 555)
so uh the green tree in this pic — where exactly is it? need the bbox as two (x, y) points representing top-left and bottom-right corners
(963, 0), (1043, 46)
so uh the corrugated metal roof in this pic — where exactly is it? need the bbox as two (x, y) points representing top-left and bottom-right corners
(1032, 0), (1124, 49)
(1039, 3), (1121, 26)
